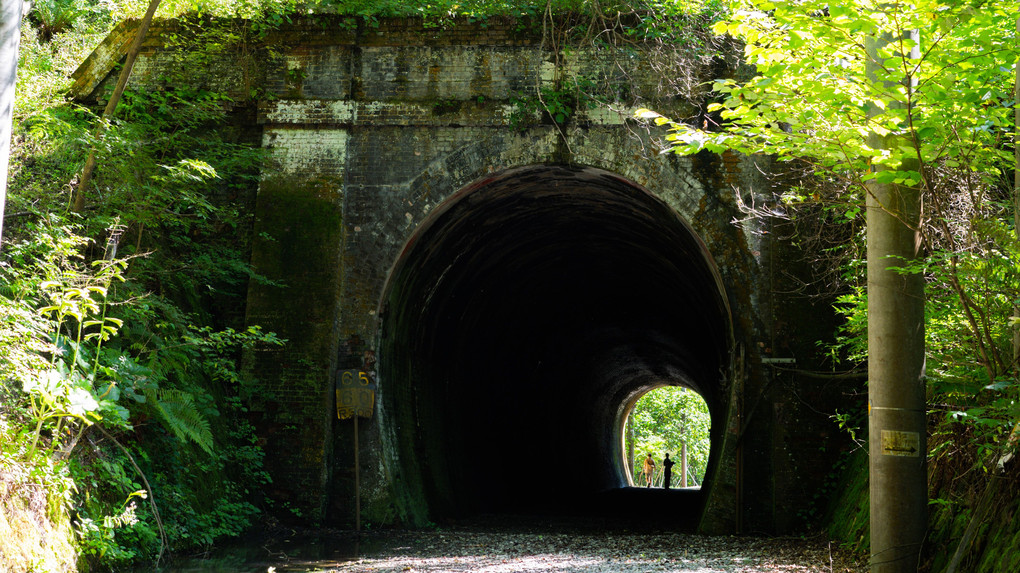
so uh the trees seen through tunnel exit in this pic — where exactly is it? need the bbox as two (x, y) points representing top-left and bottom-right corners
(626, 387), (710, 487)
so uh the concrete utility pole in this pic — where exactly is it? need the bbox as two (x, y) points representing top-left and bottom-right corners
(0, 0), (23, 250)
(865, 24), (927, 573)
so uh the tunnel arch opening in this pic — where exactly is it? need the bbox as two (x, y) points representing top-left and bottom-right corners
(377, 164), (733, 525)
(621, 385), (713, 488)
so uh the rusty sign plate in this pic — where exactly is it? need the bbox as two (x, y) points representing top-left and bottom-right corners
(881, 430), (920, 457)
(337, 369), (375, 419)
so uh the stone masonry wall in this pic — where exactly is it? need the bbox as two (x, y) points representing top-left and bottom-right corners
(70, 15), (848, 532)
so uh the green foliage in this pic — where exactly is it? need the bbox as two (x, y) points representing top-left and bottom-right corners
(74, 490), (149, 563)
(1, 223), (132, 456)
(5, 13), (289, 567)
(1, 226), (144, 570)
(627, 386), (711, 485)
(315, 0), (585, 20)
(0, 214), (282, 566)
(643, 0), (1018, 564)
(133, 412), (269, 551)
(28, 0), (112, 39)
(639, 0), (1016, 189)
(105, 0), (730, 25)
(826, 214), (1020, 451)
(822, 447), (870, 553)
(147, 388), (215, 455)
(640, 0), (1019, 411)
(825, 285), (868, 365)
(509, 84), (593, 129)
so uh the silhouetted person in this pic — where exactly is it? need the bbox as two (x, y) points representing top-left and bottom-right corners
(642, 453), (655, 487)
(662, 453), (675, 490)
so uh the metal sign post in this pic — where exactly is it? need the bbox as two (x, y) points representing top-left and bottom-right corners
(337, 369), (375, 532)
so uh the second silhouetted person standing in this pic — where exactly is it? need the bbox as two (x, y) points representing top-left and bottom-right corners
(662, 453), (675, 489)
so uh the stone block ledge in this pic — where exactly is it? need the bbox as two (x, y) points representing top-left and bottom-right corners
(257, 99), (638, 127)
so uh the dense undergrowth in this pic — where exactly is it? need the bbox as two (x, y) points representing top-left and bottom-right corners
(2, 5), (286, 571)
(787, 149), (1020, 572)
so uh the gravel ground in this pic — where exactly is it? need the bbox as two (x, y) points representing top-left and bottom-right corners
(265, 529), (868, 573)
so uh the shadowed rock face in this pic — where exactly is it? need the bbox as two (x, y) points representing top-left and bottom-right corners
(379, 165), (729, 519)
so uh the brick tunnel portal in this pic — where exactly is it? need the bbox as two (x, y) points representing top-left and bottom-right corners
(67, 13), (855, 532)
(377, 165), (732, 524)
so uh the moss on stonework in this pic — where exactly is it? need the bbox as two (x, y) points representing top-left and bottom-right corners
(822, 447), (869, 554)
(243, 174), (344, 522)
(0, 474), (77, 573)
(924, 482), (1020, 573)
(252, 176), (344, 263)
(362, 493), (400, 527)
(248, 175), (344, 344)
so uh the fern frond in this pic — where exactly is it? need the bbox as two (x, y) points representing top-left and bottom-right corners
(145, 388), (214, 455)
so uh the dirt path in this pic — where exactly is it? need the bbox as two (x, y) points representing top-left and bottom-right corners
(265, 529), (866, 573)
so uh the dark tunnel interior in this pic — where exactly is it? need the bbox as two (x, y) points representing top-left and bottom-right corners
(378, 164), (732, 522)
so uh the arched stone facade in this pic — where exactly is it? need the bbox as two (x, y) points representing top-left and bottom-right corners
(73, 15), (849, 535)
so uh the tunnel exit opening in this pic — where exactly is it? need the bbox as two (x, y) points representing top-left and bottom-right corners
(376, 164), (733, 527)
(622, 385), (712, 489)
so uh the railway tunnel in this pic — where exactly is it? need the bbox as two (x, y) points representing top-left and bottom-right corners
(65, 13), (854, 534)
(377, 164), (733, 524)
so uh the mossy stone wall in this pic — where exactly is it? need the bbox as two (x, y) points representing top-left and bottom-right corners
(72, 15), (853, 531)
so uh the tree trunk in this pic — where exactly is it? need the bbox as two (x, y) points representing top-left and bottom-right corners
(627, 417), (634, 484)
(0, 0), (23, 250)
(681, 441), (688, 488)
(866, 27), (927, 573)
(72, 0), (162, 213)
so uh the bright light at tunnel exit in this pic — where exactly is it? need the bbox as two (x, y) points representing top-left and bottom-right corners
(624, 386), (711, 488)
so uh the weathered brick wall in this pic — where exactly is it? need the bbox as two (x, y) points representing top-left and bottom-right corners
(72, 15), (848, 533)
